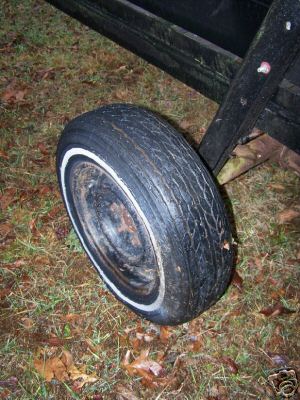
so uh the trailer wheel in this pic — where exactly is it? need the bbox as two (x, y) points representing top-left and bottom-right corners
(56, 104), (233, 325)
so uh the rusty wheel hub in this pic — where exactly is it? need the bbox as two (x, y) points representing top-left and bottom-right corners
(67, 158), (159, 301)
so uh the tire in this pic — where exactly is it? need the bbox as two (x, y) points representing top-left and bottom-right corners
(56, 104), (233, 325)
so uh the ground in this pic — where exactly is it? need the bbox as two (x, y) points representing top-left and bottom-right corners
(0, 1), (299, 399)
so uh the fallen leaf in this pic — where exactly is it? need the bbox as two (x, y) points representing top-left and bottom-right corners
(221, 356), (239, 374)
(34, 358), (54, 382)
(122, 349), (156, 375)
(37, 142), (49, 156)
(67, 364), (97, 388)
(46, 337), (65, 347)
(35, 67), (56, 81)
(188, 334), (203, 352)
(1, 80), (27, 104)
(49, 357), (69, 381)
(34, 351), (98, 386)
(160, 326), (172, 344)
(21, 318), (34, 330)
(63, 314), (82, 323)
(38, 185), (53, 195)
(0, 223), (14, 242)
(61, 350), (73, 368)
(122, 349), (165, 387)
(131, 337), (141, 351)
(270, 288), (285, 300)
(277, 208), (300, 224)
(179, 119), (193, 130)
(2, 259), (25, 270)
(115, 89), (129, 101)
(48, 205), (63, 219)
(231, 270), (243, 291)
(259, 302), (296, 317)
(0, 188), (17, 210)
(0, 388), (10, 399)
(0, 288), (11, 300)
(0, 150), (9, 159)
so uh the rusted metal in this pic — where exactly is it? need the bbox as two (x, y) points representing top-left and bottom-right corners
(110, 202), (141, 247)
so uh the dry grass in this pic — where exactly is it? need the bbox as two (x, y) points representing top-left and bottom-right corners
(0, 1), (299, 399)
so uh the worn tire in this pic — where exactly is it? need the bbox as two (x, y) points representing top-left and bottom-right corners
(56, 104), (233, 325)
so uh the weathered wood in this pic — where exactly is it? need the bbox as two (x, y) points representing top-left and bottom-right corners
(198, 0), (300, 173)
(47, 0), (300, 160)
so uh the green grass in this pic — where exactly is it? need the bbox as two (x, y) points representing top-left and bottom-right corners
(1, 1), (299, 399)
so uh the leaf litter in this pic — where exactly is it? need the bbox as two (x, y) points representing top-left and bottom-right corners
(121, 348), (178, 389)
(259, 302), (296, 317)
(34, 349), (97, 388)
(1, 0), (300, 398)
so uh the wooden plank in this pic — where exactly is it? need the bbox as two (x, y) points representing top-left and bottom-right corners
(198, 0), (300, 173)
(47, 0), (300, 159)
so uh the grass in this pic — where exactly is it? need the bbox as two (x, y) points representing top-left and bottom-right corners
(1, 1), (299, 399)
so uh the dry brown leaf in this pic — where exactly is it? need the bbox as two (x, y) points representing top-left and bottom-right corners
(221, 356), (239, 374)
(46, 337), (65, 347)
(68, 364), (97, 388)
(34, 351), (98, 386)
(21, 317), (34, 330)
(49, 357), (69, 381)
(270, 287), (285, 300)
(179, 119), (193, 130)
(231, 270), (243, 291)
(277, 208), (300, 224)
(61, 350), (73, 368)
(115, 89), (129, 101)
(38, 185), (53, 195)
(1, 81), (27, 104)
(0, 150), (9, 159)
(259, 302), (295, 317)
(37, 142), (49, 156)
(34, 358), (54, 382)
(0, 288), (11, 300)
(160, 326), (172, 344)
(188, 334), (203, 352)
(130, 337), (141, 351)
(122, 349), (164, 386)
(0, 223), (14, 241)
(2, 259), (25, 270)
(0, 188), (17, 210)
(63, 313), (81, 322)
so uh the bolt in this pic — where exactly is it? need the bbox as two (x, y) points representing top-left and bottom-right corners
(257, 61), (271, 75)
(286, 21), (291, 30)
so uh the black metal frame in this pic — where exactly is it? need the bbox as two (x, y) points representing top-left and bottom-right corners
(47, 0), (300, 175)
